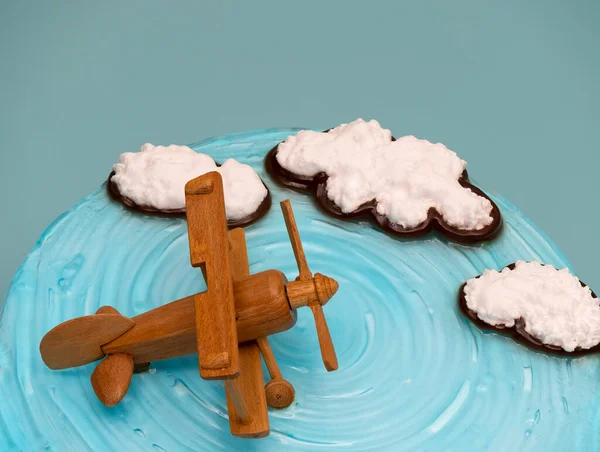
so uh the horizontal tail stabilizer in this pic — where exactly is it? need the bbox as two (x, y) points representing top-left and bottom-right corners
(91, 353), (134, 406)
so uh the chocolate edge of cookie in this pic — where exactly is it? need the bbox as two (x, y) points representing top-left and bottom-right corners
(107, 170), (272, 229)
(264, 136), (503, 244)
(458, 262), (600, 357)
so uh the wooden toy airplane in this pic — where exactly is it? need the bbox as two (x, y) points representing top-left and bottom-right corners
(40, 171), (340, 438)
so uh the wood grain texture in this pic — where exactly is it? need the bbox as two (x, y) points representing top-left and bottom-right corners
(313, 273), (339, 306)
(234, 271), (297, 343)
(257, 336), (295, 409)
(264, 378), (295, 409)
(225, 342), (269, 438)
(285, 279), (318, 309)
(91, 353), (134, 407)
(102, 272), (297, 363)
(224, 378), (251, 423)
(185, 172), (239, 380)
(96, 306), (121, 315)
(256, 336), (281, 380)
(277, 201), (340, 372)
(226, 228), (269, 437)
(280, 199), (312, 281)
(309, 303), (338, 371)
(228, 228), (250, 281)
(40, 314), (135, 370)
(102, 294), (197, 363)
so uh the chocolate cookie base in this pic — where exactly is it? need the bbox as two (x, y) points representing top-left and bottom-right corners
(265, 136), (502, 243)
(458, 262), (600, 357)
(107, 171), (272, 229)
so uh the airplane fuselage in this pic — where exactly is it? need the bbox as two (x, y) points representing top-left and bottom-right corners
(102, 270), (297, 364)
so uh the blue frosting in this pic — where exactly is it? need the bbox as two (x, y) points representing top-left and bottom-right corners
(1, 129), (598, 451)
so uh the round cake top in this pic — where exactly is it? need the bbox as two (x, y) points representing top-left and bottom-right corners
(0, 128), (593, 451)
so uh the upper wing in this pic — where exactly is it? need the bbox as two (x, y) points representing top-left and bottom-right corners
(185, 172), (239, 380)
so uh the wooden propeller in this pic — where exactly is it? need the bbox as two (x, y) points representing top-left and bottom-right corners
(280, 200), (339, 371)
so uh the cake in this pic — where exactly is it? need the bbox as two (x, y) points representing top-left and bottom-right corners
(1, 126), (596, 450)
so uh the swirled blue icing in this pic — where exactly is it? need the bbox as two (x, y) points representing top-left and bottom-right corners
(1, 129), (599, 451)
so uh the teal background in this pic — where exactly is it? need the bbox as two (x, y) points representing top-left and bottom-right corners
(1, 0), (599, 301)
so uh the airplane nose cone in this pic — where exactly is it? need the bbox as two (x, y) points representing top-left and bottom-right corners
(314, 273), (339, 305)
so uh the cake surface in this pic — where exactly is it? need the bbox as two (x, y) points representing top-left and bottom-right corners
(1, 129), (597, 451)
